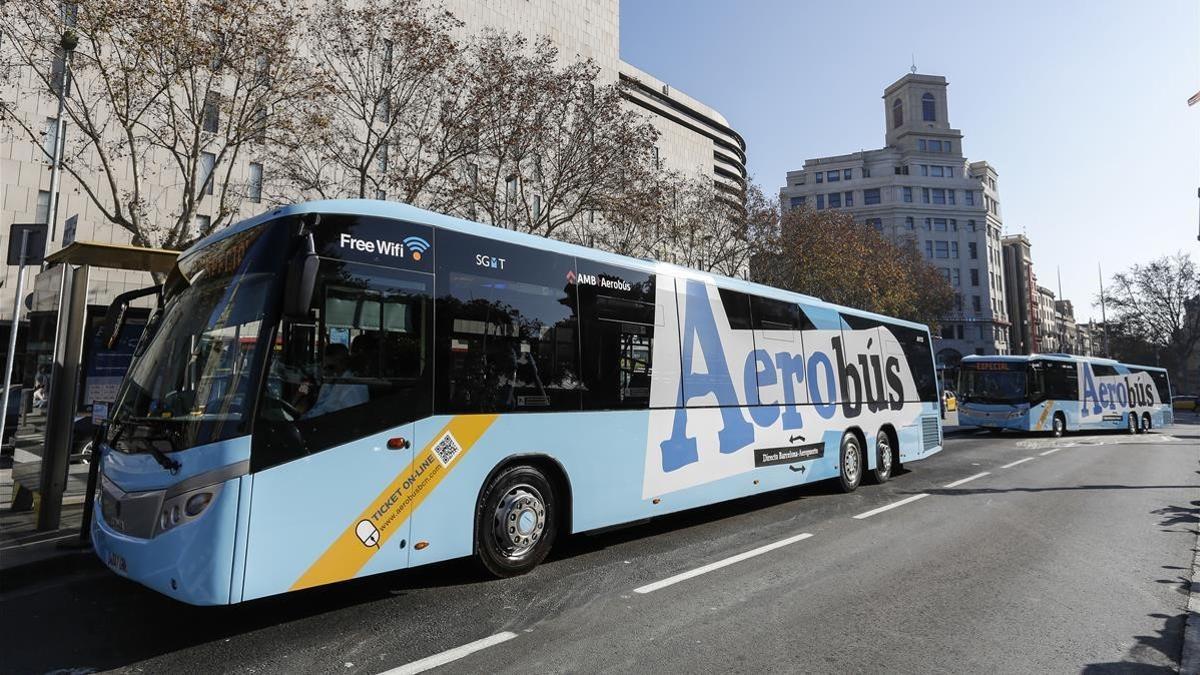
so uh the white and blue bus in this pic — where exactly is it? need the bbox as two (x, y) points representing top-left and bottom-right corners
(956, 354), (1173, 436)
(92, 200), (943, 605)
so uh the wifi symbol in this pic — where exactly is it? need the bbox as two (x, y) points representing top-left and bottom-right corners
(403, 236), (430, 261)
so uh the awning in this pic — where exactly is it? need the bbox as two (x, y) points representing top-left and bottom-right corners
(43, 240), (179, 275)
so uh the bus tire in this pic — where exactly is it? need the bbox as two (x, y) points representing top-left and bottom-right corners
(1051, 413), (1065, 438)
(870, 429), (894, 484)
(1141, 412), (1152, 433)
(837, 432), (863, 493)
(1127, 413), (1138, 434)
(474, 464), (558, 578)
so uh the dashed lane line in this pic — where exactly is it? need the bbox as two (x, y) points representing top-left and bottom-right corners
(380, 632), (519, 675)
(1039, 448), (1063, 456)
(852, 493), (930, 520)
(633, 532), (815, 594)
(943, 472), (990, 488)
(1000, 457), (1035, 469)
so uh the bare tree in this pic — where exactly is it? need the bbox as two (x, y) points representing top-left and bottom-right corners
(1104, 252), (1200, 390)
(0, 0), (323, 249)
(436, 33), (661, 239)
(272, 0), (470, 204)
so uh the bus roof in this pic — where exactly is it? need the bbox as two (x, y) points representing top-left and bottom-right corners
(960, 353), (1168, 373)
(184, 199), (933, 333)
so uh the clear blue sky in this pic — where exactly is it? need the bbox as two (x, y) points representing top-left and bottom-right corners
(620, 0), (1200, 322)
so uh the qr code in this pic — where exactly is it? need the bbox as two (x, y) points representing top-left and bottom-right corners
(432, 431), (462, 468)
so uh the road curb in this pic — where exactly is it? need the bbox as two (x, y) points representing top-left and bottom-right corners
(1183, 498), (1200, 674)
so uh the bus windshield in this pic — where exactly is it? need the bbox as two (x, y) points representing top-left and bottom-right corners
(108, 220), (291, 453)
(959, 366), (1028, 404)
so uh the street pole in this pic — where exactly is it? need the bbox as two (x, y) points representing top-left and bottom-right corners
(1098, 263), (1110, 357)
(0, 231), (31, 448)
(45, 32), (77, 243)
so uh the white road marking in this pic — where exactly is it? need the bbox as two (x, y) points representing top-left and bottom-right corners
(380, 632), (519, 675)
(633, 532), (814, 594)
(1039, 448), (1062, 456)
(943, 472), (990, 488)
(0, 533), (78, 551)
(852, 493), (930, 520)
(1000, 457), (1035, 469)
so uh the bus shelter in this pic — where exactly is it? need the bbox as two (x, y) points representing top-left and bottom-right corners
(10, 241), (176, 532)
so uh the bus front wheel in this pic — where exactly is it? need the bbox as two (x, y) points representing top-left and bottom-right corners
(1051, 413), (1065, 438)
(838, 433), (863, 493)
(1141, 412), (1152, 433)
(474, 464), (558, 578)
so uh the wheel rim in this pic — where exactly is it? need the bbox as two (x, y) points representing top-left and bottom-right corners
(1128, 414), (1136, 432)
(877, 435), (892, 476)
(1143, 414), (1151, 430)
(492, 483), (547, 560)
(844, 440), (860, 484)
(1053, 418), (1063, 435)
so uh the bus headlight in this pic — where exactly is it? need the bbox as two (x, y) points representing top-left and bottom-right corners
(155, 484), (222, 537)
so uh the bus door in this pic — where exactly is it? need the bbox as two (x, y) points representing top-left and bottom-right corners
(243, 260), (434, 600)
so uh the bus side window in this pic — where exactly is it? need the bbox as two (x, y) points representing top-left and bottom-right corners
(577, 263), (656, 410)
(1041, 361), (1077, 400)
(434, 230), (580, 414)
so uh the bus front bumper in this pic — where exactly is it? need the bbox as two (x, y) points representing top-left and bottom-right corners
(92, 478), (240, 606)
(957, 407), (1028, 430)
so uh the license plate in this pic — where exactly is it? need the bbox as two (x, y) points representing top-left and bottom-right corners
(106, 551), (128, 576)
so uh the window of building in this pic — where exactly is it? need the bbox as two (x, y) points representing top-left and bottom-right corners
(947, 189), (956, 205)
(935, 241), (949, 258)
(199, 151), (215, 196)
(377, 142), (389, 173)
(816, 194), (825, 209)
(951, 242), (959, 258)
(954, 294), (963, 311)
(922, 93), (935, 121)
(920, 164), (929, 177)
(533, 194), (542, 221)
(951, 268), (961, 285)
(862, 167), (871, 178)
(844, 191), (854, 206)
(248, 162), (263, 203)
(202, 93), (219, 133)
(918, 139), (927, 152)
(939, 268), (951, 283)
(956, 325), (964, 340)
(652, 146), (660, 169)
(972, 295), (981, 312)
(905, 216), (914, 229)
(827, 170), (840, 182)
(967, 219), (976, 232)
(894, 165), (910, 175)
(922, 188), (930, 204)
(251, 105), (267, 144)
(931, 188), (946, 205)
(933, 218), (947, 232)
(942, 324), (954, 340)
(828, 192), (842, 208)
(930, 165), (944, 178)
(965, 190), (975, 206)
(815, 172), (823, 184)
(892, 98), (903, 128)
(35, 190), (51, 224)
(866, 218), (883, 230)
(968, 242), (977, 259)
(902, 186), (913, 203)
(789, 195), (806, 209)
(970, 268), (979, 286)
(435, 230), (580, 412)
(843, 169), (852, 180)
(924, 240), (933, 258)
(923, 217), (932, 231)
(863, 188), (880, 205)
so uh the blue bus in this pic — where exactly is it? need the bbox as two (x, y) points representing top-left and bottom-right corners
(92, 200), (944, 605)
(956, 354), (1173, 436)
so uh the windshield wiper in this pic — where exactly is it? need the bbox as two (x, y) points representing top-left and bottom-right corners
(111, 417), (183, 474)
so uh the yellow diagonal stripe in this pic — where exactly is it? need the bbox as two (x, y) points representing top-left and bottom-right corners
(291, 414), (498, 591)
(1034, 403), (1053, 431)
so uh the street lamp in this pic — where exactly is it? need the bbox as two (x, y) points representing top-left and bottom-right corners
(46, 29), (77, 243)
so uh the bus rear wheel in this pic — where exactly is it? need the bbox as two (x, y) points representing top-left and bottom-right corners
(1141, 412), (1152, 433)
(1127, 413), (1138, 434)
(474, 464), (558, 578)
(838, 433), (863, 493)
(871, 429), (894, 484)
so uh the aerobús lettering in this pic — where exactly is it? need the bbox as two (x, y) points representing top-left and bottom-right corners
(658, 279), (905, 472)
(1080, 368), (1157, 417)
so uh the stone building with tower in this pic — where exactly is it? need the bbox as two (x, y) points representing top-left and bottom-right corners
(779, 73), (1010, 365)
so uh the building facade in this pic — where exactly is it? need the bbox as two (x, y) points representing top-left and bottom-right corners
(0, 0), (745, 347)
(1001, 234), (1036, 354)
(779, 73), (1009, 364)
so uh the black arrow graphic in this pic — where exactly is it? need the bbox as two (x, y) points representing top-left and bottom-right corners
(789, 434), (806, 443)
(789, 464), (807, 473)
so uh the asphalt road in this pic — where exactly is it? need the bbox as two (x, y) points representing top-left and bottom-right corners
(1, 420), (1198, 674)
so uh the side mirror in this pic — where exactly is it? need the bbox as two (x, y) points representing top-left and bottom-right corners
(100, 285), (162, 349)
(284, 233), (318, 318)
